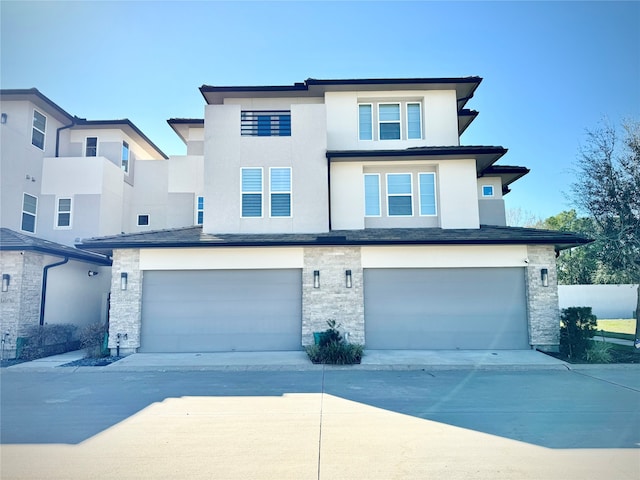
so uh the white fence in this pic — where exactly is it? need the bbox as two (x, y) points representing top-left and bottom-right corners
(558, 284), (638, 319)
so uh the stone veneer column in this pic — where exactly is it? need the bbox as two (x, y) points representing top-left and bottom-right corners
(109, 249), (142, 355)
(0, 251), (45, 358)
(526, 245), (560, 352)
(302, 246), (364, 346)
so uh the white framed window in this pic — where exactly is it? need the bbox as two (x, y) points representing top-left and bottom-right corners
(407, 103), (422, 139)
(358, 104), (373, 141)
(386, 173), (413, 216)
(85, 137), (98, 157)
(419, 173), (437, 216)
(270, 167), (291, 217)
(241, 168), (263, 217)
(364, 174), (381, 216)
(21, 193), (38, 233)
(31, 109), (46, 150)
(482, 185), (495, 197)
(55, 197), (72, 228)
(137, 214), (149, 226)
(121, 141), (130, 173)
(196, 196), (204, 225)
(378, 103), (401, 140)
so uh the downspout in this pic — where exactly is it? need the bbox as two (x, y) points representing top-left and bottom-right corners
(55, 116), (76, 157)
(40, 257), (69, 326)
(327, 154), (332, 231)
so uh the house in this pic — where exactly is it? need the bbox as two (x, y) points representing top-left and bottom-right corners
(0, 88), (199, 359)
(76, 77), (590, 355)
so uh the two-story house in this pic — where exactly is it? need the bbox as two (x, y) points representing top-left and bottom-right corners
(78, 77), (590, 356)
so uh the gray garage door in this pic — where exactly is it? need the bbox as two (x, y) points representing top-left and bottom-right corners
(364, 268), (528, 350)
(140, 269), (302, 352)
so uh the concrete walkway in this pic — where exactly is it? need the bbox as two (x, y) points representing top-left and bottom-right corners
(7, 349), (569, 371)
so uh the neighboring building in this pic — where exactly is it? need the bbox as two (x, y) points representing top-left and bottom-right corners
(77, 77), (590, 356)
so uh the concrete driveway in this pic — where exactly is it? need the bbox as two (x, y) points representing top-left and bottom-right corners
(1, 366), (638, 479)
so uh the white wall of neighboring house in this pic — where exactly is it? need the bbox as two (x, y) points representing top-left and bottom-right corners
(558, 284), (639, 319)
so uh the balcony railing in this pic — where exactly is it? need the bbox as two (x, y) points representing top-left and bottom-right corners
(241, 110), (291, 137)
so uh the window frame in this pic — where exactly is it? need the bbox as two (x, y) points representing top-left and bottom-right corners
(378, 103), (402, 141)
(418, 172), (437, 216)
(269, 167), (292, 218)
(386, 173), (413, 217)
(31, 109), (46, 150)
(121, 141), (130, 174)
(85, 137), (98, 157)
(358, 103), (373, 141)
(55, 197), (73, 229)
(364, 173), (381, 217)
(21, 193), (38, 233)
(241, 167), (264, 218)
(406, 102), (422, 140)
(196, 196), (204, 225)
(482, 185), (495, 197)
(137, 214), (150, 226)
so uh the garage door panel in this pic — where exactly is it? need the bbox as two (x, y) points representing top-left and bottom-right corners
(364, 268), (528, 350)
(140, 270), (301, 352)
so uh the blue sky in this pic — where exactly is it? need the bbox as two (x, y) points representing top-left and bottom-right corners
(2, 1), (638, 221)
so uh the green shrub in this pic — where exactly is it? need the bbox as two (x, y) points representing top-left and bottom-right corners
(306, 320), (363, 364)
(585, 341), (613, 363)
(79, 322), (109, 358)
(18, 324), (78, 360)
(560, 307), (597, 361)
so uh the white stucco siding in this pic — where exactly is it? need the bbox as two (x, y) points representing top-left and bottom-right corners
(362, 245), (528, 268)
(438, 159), (480, 228)
(325, 90), (459, 151)
(139, 247), (304, 270)
(99, 163), (126, 235)
(204, 103), (328, 234)
(167, 155), (204, 193)
(129, 160), (169, 231)
(477, 177), (503, 198)
(330, 162), (366, 230)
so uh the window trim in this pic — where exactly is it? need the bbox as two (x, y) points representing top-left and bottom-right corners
(85, 136), (98, 157)
(195, 196), (204, 225)
(378, 103), (402, 141)
(418, 172), (437, 216)
(269, 167), (292, 218)
(121, 141), (130, 174)
(406, 102), (422, 140)
(137, 214), (150, 226)
(21, 193), (38, 233)
(482, 185), (495, 197)
(55, 197), (73, 229)
(240, 167), (264, 218)
(31, 109), (46, 150)
(386, 173), (413, 217)
(358, 103), (373, 141)
(364, 173), (381, 217)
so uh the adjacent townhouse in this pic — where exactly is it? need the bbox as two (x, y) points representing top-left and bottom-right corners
(77, 77), (590, 356)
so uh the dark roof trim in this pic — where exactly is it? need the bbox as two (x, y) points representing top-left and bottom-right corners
(326, 145), (507, 159)
(304, 77), (482, 87)
(167, 118), (205, 125)
(73, 118), (168, 159)
(458, 109), (479, 135)
(1, 228), (111, 265)
(0, 88), (74, 123)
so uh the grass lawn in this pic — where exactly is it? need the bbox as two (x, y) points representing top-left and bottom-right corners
(596, 319), (636, 335)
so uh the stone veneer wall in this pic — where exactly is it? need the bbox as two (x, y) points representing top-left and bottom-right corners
(302, 246), (364, 346)
(526, 244), (560, 352)
(109, 249), (142, 355)
(0, 251), (45, 358)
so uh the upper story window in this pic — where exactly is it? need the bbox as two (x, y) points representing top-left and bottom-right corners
(358, 101), (423, 141)
(482, 185), (495, 197)
(270, 168), (291, 217)
(387, 173), (413, 216)
(21, 193), (37, 233)
(31, 110), (46, 150)
(364, 171), (437, 219)
(85, 137), (98, 157)
(196, 196), (204, 225)
(55, 197), (72, 228)
(419, 173), (437, 216)
(241, 111), (291, 137)
(121, 141), (129, 173)
(241, 168), (263, 217)
(364, 174), (381, 216)
(137, 214), (149, 226)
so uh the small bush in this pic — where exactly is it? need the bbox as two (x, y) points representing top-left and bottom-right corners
(306, 320), (363, 364)
(560, 307), (597, 361)
(585, 341), (613, 363)
(18, 324), (78, 360)
(79, 322), (109, 358)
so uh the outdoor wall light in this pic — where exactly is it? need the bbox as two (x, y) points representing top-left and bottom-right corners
(121, 272), (128, 290)
(313, 270), (320, 289)
(541, 268), (549, 287)
(2, 274), (9, 292)
(87, 270), (99, 277)
(1, 113), (7, 124)
(345, 269), (352, 288)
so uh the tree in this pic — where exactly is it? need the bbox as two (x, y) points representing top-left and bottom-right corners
(570, 119), (640, 346)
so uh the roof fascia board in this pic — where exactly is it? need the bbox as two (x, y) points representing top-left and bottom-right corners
(0, 88), (75, 123)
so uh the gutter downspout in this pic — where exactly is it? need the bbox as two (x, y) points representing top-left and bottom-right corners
(40, 257), (69, 326)
(55, 117), (76, 157)
(327, 154), (332, 231)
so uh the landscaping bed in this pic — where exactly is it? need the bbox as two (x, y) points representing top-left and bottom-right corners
(61, 356), (124, 367)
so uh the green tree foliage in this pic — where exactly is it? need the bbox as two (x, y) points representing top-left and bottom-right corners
(560, 307), (597, 361)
